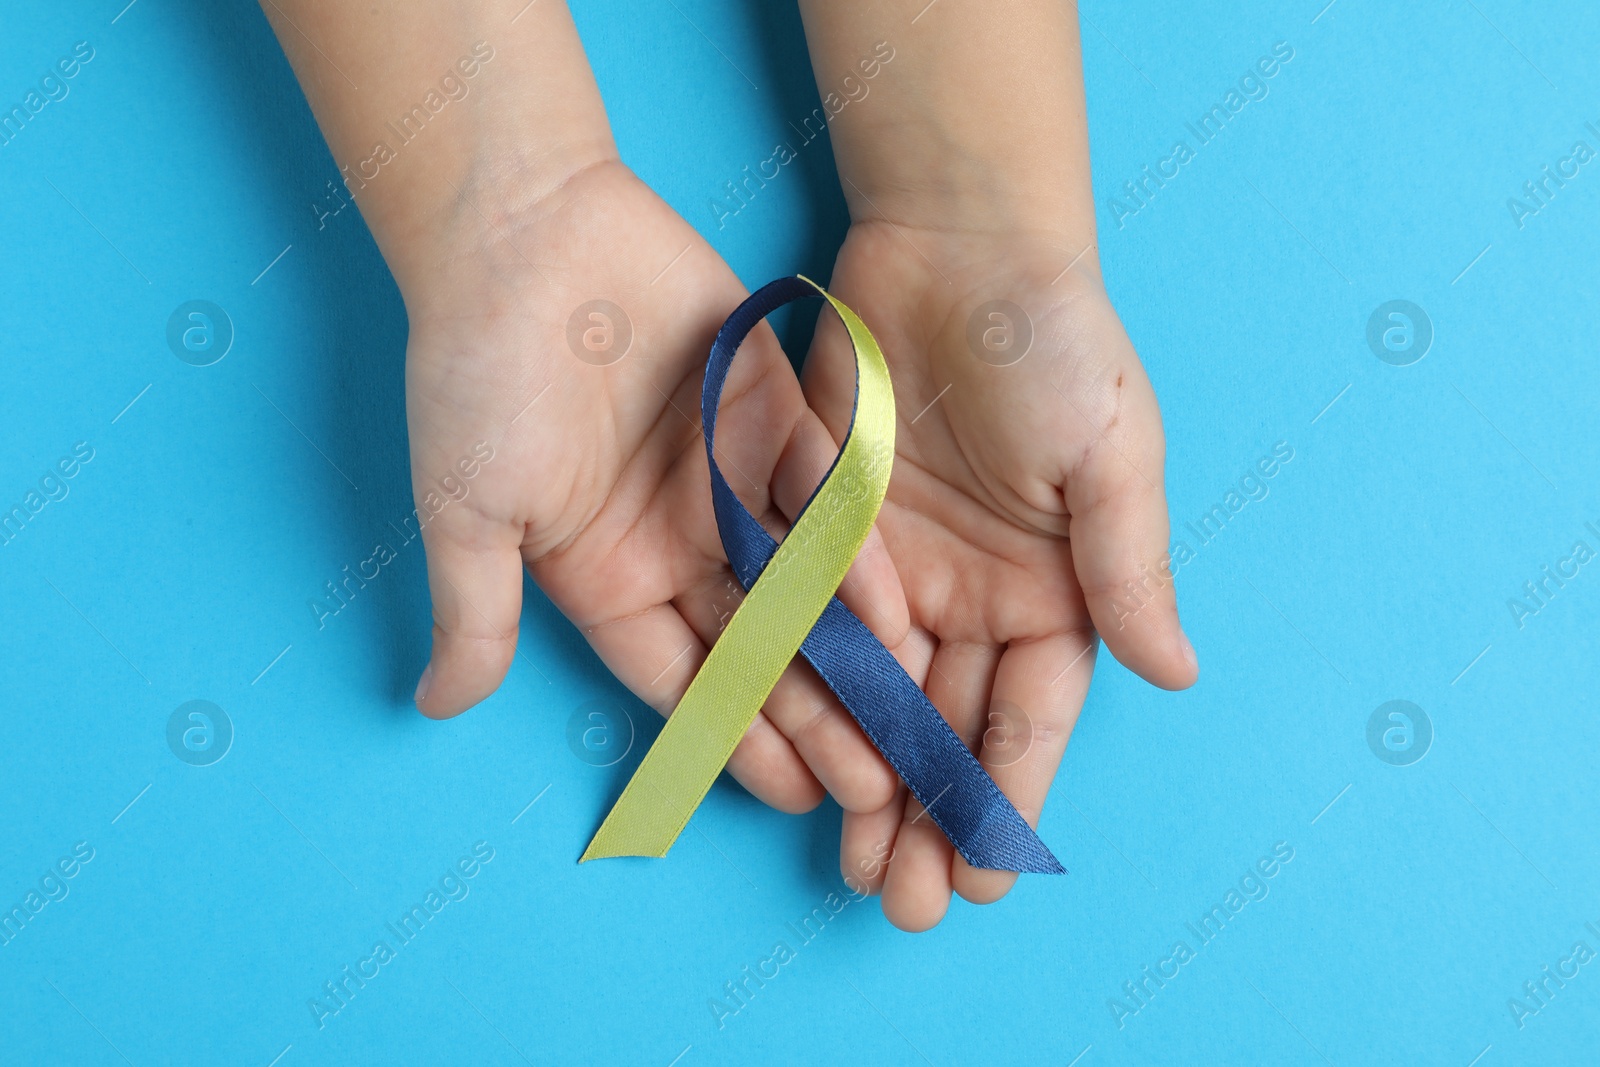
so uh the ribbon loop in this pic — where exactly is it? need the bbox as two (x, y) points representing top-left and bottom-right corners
(582, 276), (1063, 875)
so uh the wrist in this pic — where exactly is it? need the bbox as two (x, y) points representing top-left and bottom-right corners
(800, 1), (1096, 249)
(840, 214), (1104, 310)
(371, 134), (618, 309)
(390, 151), (631, 328)
(261, 0), (618, 310)
(836, 131), (1097, 250)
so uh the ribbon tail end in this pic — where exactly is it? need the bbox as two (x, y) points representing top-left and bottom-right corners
(578, 840), (672, 863)
(579, 819), (677, 862)
(957, 841), (1068, 876)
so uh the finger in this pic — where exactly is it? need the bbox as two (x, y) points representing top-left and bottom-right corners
(828, 622), (941, 819)
(414, 508), (527, 720)
(882, 640), (997, 932)
(881, 793), (954, 932)
(841, 786), (906, 897)
(923, 640), (1001, 752)
(581, 600), (824, 814)
(1063, 374), (1196, 690)
(839, 626), (933, 910)
(952, 630), (1096, 904)
(671, 569), (897, 814)
(765, 661), (899, 813)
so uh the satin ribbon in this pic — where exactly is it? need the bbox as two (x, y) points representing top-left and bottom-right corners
(581, 276), (1063, 875)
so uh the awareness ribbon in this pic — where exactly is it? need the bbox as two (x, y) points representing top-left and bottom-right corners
(581, 276), (1063, 875)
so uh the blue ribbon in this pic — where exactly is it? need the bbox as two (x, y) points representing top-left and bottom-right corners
(705, 277), (1064, 874)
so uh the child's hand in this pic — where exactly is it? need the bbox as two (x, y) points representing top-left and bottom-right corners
(803, 223), (1197, 929)
(404, 160), (906, 816)
(256, 0), (904, 821)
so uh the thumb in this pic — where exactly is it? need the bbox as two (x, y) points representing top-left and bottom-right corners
(1065, 429), (1197, 692)
(413, 506), (526, 719)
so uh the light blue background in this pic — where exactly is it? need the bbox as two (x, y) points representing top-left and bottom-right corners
(2, 1), (1597, 1064)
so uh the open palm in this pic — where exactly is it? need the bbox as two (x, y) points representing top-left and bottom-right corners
(404, 161), (907, 816)
(801, 221), (1198, 929)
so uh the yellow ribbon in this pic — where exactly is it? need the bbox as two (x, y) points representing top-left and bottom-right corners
(581, 276), (894, 860)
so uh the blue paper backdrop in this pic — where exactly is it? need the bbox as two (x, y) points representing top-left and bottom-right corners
(2, 1), (1597, 1064)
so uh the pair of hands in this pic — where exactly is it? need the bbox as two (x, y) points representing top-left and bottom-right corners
(404, 159), (1195, 931)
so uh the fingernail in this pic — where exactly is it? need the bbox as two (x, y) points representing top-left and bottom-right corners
(413, 663), (433, 706)
(1179, 632), (1198, 673)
